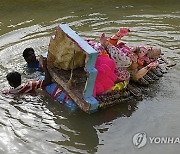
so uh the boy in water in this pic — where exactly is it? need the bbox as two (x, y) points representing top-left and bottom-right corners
(21, 47), (77, 110)
(3, 59), (52, 95)
(23, 47), (47, 72)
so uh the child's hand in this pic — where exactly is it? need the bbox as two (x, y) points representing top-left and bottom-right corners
(148, 61), (158, 68)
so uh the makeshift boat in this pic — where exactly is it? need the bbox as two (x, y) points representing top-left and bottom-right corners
(45, 24), (176, 114)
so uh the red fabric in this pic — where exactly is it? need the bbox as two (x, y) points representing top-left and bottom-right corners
(3, 80), (43, 95)
(137, 59), (144, 66)
(108, 38), (118, 46)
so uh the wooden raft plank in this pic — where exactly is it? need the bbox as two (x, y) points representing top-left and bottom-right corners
(47, 66), (91, 113)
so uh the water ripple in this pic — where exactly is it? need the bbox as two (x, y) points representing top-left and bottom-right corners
(0, 1), (180, 153)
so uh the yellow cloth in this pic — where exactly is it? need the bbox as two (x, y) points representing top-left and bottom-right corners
(112, 80), (128, 91)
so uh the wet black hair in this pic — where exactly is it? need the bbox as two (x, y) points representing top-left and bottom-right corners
(23, 47), (35, 59)
(6, 71), (21, 88)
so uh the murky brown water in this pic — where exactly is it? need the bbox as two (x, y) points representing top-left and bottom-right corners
(0, 0), (180, 153)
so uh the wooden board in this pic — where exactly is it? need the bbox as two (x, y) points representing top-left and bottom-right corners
(47, 66), (93, 113)
(47, 24), (99, 113)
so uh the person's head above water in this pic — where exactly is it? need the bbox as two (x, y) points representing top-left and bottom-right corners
(23, 48), (37, 65)
(6, 71), (21, 88)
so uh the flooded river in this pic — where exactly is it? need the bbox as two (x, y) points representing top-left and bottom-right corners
(0, 0), (180, 153)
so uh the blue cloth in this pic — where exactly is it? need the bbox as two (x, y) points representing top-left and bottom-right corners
(24, 52), (47, 72)
(25, 60), (42, 72)
(25, 53), (48, 71)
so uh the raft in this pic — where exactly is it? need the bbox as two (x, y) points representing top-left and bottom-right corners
(46, 24), (176, 114)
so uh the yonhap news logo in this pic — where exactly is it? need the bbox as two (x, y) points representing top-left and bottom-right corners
(133, 132), (147, 148)
(133, 132), (180, 148)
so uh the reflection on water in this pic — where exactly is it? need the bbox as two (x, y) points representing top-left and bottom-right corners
(0, 0), (180, 153)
